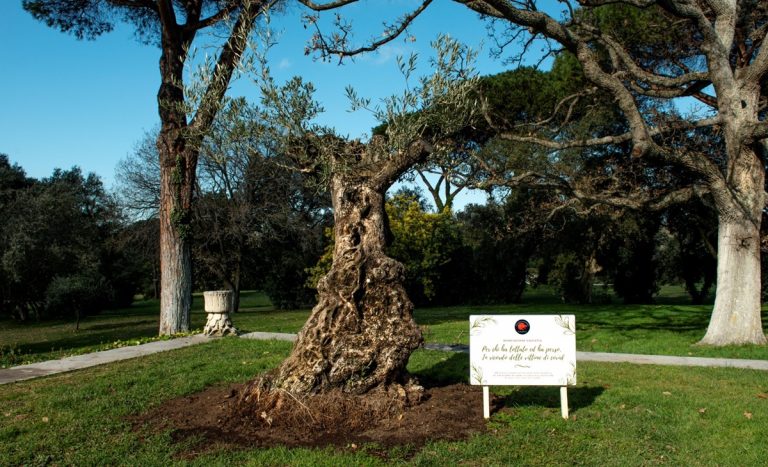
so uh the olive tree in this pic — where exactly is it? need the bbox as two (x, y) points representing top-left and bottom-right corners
(239, 38), (479, 399)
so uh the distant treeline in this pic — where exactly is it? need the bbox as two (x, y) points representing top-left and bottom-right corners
(1, 152), (732, 327)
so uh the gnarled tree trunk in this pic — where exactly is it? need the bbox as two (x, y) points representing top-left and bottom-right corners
(246, 139), (431, 396)
(269, 176), (422, 394)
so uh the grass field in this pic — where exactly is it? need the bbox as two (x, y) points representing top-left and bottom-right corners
(2, 288), (768, 464)
(2, 338), (768, 465)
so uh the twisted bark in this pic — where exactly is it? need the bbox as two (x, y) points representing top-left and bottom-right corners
(243, 139), (430, 397)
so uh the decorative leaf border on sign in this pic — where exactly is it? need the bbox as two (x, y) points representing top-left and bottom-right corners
(554, 315), (575, 335)
(565, 362), (577, 386)
(470, 316), (496, 336)
(471, 363), (485, 385)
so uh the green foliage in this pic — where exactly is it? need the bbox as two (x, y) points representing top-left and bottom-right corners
(581, 3), (700, 69)
(260, 242), (322, 310)
(659, 200), (717, 304)
(23, 0), (116, 40)
(385, 191), (464, 304)
(0, 161), (140, 323)
(44, 273), (110, 324)
(606, 213), (661, 304)
(549, 251), (594, 303)
(456, 191), (542, 304)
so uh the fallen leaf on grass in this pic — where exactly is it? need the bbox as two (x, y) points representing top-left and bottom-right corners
(662, 391), (672, 396)
(42, 417), (49, 423)
(756, 393), (768, 399)
(698, 408), (707, 414)
(744, 411), (753, 420)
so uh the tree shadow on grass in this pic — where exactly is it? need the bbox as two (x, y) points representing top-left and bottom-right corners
(496, 385), (604, 413)
(13, 322), (160, 357)
(409, 351), (470, 388)
(82, 319), (157, 331)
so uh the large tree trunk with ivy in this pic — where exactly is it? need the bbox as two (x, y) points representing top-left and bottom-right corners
(244, 139), (431, 396)
(156, 28), (190, 334)
(156, 27), (196, 335)
(158, 143), (196, 335)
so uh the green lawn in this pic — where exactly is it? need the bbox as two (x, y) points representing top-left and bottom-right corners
(3, 288), (768, 367)
(2, 338), (767, 466)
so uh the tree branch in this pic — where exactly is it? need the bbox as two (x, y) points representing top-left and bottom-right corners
(190, 0), (273, 133)
(481, 164), (708, 214)
(752, 121), (768, 140)
(370, 139), (433, 191)
(492, 107), (721, 153)
(305, 0), (433, 61)
(156, 0), (181, 34)
(571, 185), (707, 212)
(600, 34), (710, 89)
(744, 29), (768, 84)
(298, 0), (360, 11)
(188, 1), (242, 31)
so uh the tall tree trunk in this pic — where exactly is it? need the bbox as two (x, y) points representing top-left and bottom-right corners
(700, 143), (767, 346)
(156, 30), (196, 336)
(158, 143), (195, 335)
(266, 175), (423, 394)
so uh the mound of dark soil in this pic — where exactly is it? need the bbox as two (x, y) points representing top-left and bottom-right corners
(130, 382), (491, 458)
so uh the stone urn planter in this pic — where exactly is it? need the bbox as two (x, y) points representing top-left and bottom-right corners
(203, 290), (238, 337)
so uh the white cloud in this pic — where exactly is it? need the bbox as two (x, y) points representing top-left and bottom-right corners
(371, 44), (412, 66)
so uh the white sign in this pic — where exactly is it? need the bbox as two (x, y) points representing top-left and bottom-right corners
(469, 315), (576, 387)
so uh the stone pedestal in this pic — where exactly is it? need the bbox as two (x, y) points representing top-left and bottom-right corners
(203, 290), (238, 337)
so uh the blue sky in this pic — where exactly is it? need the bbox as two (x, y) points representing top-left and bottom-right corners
(1, 1), (529, 202)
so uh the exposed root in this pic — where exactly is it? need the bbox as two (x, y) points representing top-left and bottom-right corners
(230, 376), (425, 438)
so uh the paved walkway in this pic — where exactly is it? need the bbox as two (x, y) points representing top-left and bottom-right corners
(2, 331), (767, 385)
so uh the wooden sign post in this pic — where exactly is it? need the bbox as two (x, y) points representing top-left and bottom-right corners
(469, 315), (576, 420)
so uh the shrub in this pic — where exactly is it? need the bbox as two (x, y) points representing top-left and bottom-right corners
(45, 274), (112, 329)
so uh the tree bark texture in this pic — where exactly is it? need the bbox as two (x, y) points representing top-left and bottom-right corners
(158, 143), (195, 335)
(698, 56), (767, 344)
(701, 218), (765, 345)
(269, 176), (422, 394)
(259, 139), (431, 395)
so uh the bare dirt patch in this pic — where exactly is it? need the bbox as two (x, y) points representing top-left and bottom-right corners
(130, 382), (492, 458)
